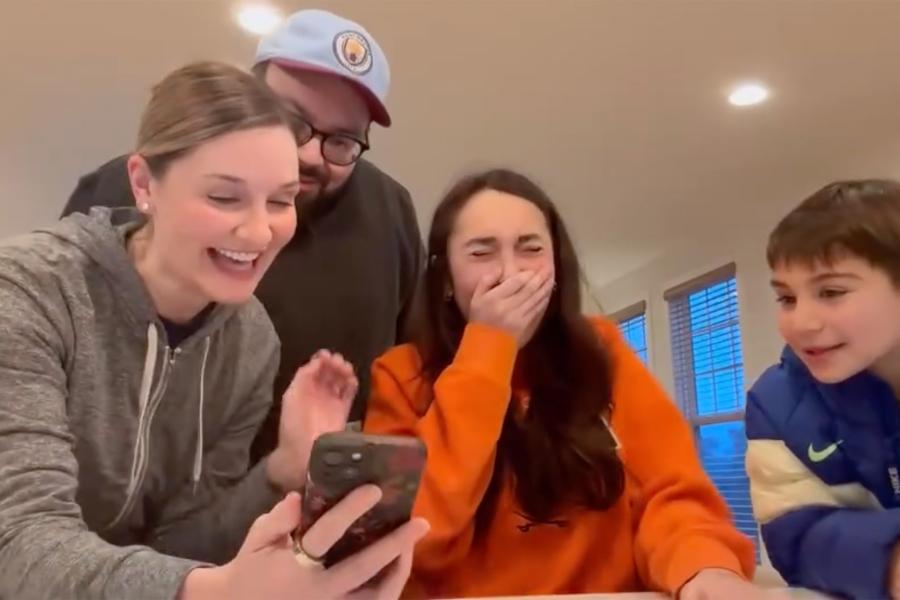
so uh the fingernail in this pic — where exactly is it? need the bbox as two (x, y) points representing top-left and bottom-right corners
(412, 518), (430, 535)
(364, 484), (384, 501)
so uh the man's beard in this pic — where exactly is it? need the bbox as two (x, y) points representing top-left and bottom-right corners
(295, 163), (333, 217)
(294, 163), (352, 217)
(296, 163), (330, 202)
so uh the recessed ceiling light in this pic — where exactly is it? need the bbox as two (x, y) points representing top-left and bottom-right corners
(728, 82), (770, 107)
(236, 4), (283, 35)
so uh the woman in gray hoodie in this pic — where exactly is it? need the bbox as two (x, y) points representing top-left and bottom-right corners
(0, 61), (427, 600)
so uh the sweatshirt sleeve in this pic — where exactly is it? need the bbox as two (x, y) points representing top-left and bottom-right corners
(61, 156), (134, 218)
(0, 275), (200, 599)
(597, 320), (756, 592)
(364, 323), (517, 575)
(145, 338), (283, 564)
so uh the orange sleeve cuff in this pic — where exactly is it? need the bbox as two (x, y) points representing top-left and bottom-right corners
(662, 536), (753, 592)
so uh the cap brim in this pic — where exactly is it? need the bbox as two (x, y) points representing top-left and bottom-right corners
(270, 58), (391, 127)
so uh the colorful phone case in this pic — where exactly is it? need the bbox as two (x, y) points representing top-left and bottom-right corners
(296, 432), (427, 567)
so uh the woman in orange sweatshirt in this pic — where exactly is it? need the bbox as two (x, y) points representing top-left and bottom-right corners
(364, 168), (761, 599)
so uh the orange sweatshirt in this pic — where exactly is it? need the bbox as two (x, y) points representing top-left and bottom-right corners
(364, 317), (755, 598)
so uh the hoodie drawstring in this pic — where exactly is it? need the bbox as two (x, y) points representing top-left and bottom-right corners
(108, 323), (159, 528)
(133, 323), (158, 484)
(193, 336), (211, 492)
(109, 326), (211, 528)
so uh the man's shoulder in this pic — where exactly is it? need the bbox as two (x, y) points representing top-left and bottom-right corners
(349, 159), (414, 213)
(346, 159), (421, 248)
(352, 158), (407, 194)
(63, 155), (133, 217)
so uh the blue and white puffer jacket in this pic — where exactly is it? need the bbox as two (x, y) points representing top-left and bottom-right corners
(746, 346), (900, 599)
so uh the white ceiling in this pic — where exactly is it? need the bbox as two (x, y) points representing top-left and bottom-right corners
(2, 0), (899, 284)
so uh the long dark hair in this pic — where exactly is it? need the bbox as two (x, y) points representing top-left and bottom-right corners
(413, 168), (624, 527)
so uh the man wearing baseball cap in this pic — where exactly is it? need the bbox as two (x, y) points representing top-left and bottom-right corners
(62, 9), (424, 461)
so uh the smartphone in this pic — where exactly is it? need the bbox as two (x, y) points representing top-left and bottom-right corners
(295, 431), (427, 567)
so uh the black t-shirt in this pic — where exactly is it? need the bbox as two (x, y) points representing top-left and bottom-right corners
(62, 156), (424, 462)
(160, 304), (215, 348)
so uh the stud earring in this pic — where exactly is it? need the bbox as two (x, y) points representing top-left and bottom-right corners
(138, 202), (150, 212)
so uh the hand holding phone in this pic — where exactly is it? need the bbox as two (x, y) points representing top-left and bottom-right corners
(296, 432), (427, 567)
(184, 489), (428, 600)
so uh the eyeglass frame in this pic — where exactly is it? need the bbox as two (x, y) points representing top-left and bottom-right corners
(283, 109), (370, 167)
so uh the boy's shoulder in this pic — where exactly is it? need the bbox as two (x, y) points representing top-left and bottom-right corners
(746, 347), (821, 439)
(745, 348), (858, 482)
(747, 346), (891, 440)
(747, 346), (900, 513)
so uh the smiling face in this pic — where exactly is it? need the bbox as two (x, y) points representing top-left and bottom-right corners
(772, 254), (900, 385)
(129, 125), (300, 318)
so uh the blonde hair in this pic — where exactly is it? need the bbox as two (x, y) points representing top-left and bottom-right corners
(136, 61), (291, 176)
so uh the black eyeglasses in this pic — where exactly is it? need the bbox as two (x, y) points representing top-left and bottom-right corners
(285, 111), (369, 167)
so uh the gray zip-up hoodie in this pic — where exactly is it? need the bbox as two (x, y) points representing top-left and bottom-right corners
(0, 208), (283, 599)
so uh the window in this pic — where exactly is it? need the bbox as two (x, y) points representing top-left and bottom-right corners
(620, 314), (648, 365)
(612, 301), (648, 365)
(665, 264), (759, 555)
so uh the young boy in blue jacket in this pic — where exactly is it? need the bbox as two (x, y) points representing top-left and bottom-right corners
(746, 179), (900, 599)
